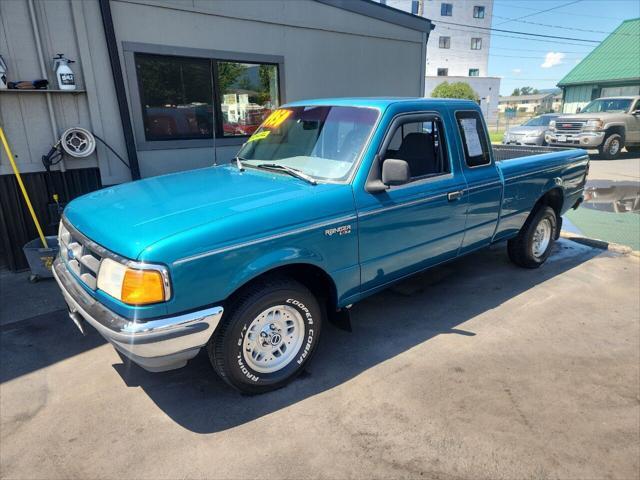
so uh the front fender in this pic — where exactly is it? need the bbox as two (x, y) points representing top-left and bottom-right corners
(229, 246), (326, 291)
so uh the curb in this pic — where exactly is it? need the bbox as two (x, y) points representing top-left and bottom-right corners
(560, 232), (640, 257)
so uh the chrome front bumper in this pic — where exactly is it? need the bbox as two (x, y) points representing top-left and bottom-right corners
(53, 257), (223, 372)
(545, 131), (605, 148)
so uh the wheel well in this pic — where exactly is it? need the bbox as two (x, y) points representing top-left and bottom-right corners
(229, 264), (338, 314)
(605, 125), (625, 140)
(536, 188), (564, 218)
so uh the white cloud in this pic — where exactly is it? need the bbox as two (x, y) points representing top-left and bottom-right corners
(512, 68), (522, 75)
(541, 52), (565, 68)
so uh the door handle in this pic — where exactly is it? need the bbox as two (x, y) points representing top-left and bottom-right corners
(447, 190), (464, 202)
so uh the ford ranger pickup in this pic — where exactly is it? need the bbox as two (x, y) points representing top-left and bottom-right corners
(54, 98), (589, 393)
(545, 96), (640, 159)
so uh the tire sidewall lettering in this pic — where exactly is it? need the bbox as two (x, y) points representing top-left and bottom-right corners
(233, 295), (318, 385)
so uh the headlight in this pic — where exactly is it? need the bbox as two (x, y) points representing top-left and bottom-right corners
(548, 120), (556, 130)
(583, 120), (604, 131)
(97, 257), (169, 305)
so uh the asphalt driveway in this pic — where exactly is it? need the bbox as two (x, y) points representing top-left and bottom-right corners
(1, 240), (639, 479)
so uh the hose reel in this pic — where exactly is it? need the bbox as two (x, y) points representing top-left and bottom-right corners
(60, 127), (96, 158)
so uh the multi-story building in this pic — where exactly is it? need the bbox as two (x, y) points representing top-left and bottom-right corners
(379, 0), (501, 121)
(498, 93), (555, 114)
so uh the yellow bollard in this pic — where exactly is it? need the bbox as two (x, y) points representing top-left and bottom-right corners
(0, 126), (48, 248)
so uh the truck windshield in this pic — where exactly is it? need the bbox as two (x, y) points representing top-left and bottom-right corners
(236, 106), (379, 182)
(581, 98), (632, 113)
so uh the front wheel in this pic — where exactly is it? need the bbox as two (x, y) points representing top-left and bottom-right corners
(508, 206), (558, 269)
(208, 277), (322, 394)
(599, 133), (623, 159)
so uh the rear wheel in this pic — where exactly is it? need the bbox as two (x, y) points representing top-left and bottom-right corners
(508, 206), (558, 269)
(599, 133), (623, 159)
(208, 277), (322, 394)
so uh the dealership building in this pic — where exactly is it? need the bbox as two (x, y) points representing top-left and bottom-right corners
(558, 18), (640, 114)
(0, 0), (432, 270)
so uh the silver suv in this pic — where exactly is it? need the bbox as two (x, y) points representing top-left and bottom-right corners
(545, 96), (640, 159)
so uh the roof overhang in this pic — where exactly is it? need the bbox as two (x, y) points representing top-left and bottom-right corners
(559, 77), (640, 87)
(314, 0), (433, 34)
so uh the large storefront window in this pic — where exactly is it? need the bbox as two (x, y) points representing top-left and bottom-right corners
(217, 62), (279, 137)
(135, 54), (214, 141)
(134, 53), (280, 142)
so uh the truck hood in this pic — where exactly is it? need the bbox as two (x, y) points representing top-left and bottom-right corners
(556, 112), (623, 121)
(64, 165), (341, 260)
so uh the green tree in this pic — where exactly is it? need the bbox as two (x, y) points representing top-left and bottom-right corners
(512, 86), (539, 96)
(431, 81), (479, 101)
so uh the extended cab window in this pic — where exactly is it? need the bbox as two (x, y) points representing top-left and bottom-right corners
(455, 111), (491, 167)
(383, 118), (450, 180)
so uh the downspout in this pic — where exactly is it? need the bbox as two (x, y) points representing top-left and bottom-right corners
(27, 0), (66, 172)
(98, 0), (141, 180)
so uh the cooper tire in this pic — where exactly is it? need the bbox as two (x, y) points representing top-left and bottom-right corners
(508, 206), (557, 269)
(208, 277), (322, 394)
(599, 133), (623, 160)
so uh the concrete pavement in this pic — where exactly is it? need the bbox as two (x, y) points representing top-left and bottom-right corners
(586, 151), (640, 182)
(2, 239), (638, 479)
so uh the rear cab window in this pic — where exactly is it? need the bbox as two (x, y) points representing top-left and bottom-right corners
(455, 111), (491, 167)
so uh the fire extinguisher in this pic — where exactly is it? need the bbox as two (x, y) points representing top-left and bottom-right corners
(53, 53), (76, 91)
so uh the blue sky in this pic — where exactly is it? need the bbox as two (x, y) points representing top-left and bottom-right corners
(487, 0), (640, 95)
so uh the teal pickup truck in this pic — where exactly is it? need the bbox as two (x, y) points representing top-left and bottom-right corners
(54, 98), (589, 393)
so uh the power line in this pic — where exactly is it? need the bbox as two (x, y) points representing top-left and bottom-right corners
(434, 19), (600, 43)
(437, 25), (600, 47)
(490, 46), (591, 54)
(495, 0), (583, 26)
(492, 1), (637, 22)
(492, 15), (638, 36)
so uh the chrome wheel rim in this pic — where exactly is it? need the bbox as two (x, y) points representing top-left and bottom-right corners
(609, 139), (620, 155)
(242, 305), (305, 374)
(532, 218), (552, 258)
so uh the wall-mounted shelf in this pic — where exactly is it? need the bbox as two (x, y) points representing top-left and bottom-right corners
(0, 89), (86, 94)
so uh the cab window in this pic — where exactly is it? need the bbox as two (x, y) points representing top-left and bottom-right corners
(455, 111), (491, 167)
(383, 118), (450, 180)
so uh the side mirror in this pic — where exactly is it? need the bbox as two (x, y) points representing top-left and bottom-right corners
(382, 159), (410, 186)
(575, 107), (581, 113)
(631, 110), (640, 116)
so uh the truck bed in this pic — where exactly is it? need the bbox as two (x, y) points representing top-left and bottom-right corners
(494, 146), (589, 241)
(492, 144), (575, 161)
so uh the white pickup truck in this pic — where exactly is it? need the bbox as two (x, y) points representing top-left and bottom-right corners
(546, 96), (640, 159)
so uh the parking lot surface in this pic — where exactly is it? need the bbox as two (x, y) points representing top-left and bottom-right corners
(1, 240), (639, 479)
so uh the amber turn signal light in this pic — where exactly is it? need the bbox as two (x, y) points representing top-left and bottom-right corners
(121, 269), (165, 305)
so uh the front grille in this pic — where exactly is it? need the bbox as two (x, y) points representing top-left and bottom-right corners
(58, 222), (103, 290)
(555, 121), (584, 133)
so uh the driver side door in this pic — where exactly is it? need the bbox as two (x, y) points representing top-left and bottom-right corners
(354, 109), (468, 293)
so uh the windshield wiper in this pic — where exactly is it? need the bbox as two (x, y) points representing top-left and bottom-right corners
(255, 163), (317, 185)
(235, 155), (245, 172)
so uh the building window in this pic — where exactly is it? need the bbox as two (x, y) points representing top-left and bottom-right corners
(134, 53), (280, 142)
(216, 62), (279, 137)
(411, 0), (419, 14)
(473, 6), (485, 18)
(437, 68), (448, 76)
(440, 3), (453, 16)
(135, 54), (214, 141)
(468, 69), (479, 76)
(471, 38), (482, 50)
(439, 36), (451, 49)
